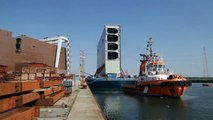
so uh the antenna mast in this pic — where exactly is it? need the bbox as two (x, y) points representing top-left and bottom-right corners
(203, 47), (209, 77)
(146, 37), (153, 60)
(79, 50), (86, 78)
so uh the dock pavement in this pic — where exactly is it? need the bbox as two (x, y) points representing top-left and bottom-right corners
(37, 86), (106, 120)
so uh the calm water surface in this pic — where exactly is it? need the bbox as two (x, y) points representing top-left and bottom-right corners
(92, 83), (213, 120)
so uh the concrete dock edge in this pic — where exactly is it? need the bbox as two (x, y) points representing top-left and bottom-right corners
(67, 87), (106, 120)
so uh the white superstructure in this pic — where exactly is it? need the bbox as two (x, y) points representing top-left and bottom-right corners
(41, 36), (71, 74)
(96, 25), (121, 78)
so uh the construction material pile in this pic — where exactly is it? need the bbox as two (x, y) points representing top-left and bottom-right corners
(0, 63), (67, 120)
(15, 63), (60, 81)
(0, 65), (8, 81)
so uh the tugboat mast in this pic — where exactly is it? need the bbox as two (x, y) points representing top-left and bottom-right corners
(147, 37), (153, 60)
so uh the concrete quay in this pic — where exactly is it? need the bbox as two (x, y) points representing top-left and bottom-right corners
(67, 87), (106, 120)
(38, 87), (106, 120)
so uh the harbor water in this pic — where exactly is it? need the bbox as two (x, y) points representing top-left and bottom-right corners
(92, 83), (213, 120)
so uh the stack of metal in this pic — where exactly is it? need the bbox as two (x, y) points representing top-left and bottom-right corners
(14, 63), (59, 81)
(63, 79), (74, 96)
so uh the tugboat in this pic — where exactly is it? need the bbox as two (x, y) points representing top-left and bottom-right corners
(123, 37), (191, 98)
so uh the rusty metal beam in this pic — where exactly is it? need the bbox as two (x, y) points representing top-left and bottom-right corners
(0, 107), (36, 120)
(35, 106), (40, 117)
(0, 96), (18, 113)
(40, 80), (62, 88)
(49, 90), (64, 103)
(0, 81), (40, 97)
(0, 82), (18, 96)
(52, 86), (64, 93)
(35, 88), (53, 99)
(17, 81), (40, 92)
(43, 89), (53, 96)
(18, 92), (40, 106)
(36, 90), (64, 106)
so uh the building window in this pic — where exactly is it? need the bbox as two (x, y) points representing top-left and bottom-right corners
(16, 38), (22, 53)
(108, 43), (118, 50)
(108, 52), (118, 60)
(107, 28), (118, 34)
(107, 35), (118, 42)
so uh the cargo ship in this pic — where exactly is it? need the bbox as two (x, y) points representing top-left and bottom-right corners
(122, 37), (191, 97)
(86, 25), (137, 89)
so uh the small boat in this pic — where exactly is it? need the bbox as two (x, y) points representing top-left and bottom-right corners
(202, 83), (212, 87)
(122, 37), (191, 98)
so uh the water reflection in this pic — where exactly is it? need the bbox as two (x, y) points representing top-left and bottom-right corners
(93, 84), (213, 120)
(94, 90), (187, 120)
(132, 95), (186, 120)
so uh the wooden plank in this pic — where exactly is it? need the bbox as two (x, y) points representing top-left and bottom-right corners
(0, 81), (40, 95)
(38, 88), (53, 99)
(35, 106), (40, 117)
(36, 90), (64, 106)
(18, 92), (40, 106)
(0, 96), (18, 113)
(40, 81), (52, 88)
(51, 80), (62, 86)
(35, 73), (43, 78)
(0, 107), (36, 120)
(21, 73), (28, 80)
(0, 82), (17, 96)
(49, 91), (64, 103)
(44, 73), (50, 77)
(50, 91), (64, 103)
(18, 81), (40, 92)
(40, 80), (62, 88)
(43, 88), (53, 96)
(50, 73), (59, 77)
(29, 73), (35, 80)
(52, 86), (63, 93)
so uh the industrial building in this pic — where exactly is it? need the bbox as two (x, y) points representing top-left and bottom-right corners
(0, 29), (68, 73)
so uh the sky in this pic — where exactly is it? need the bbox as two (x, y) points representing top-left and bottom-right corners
(0, 0), (213, 77)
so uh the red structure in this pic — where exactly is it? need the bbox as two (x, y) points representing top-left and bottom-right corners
(0, 29), (66, 73)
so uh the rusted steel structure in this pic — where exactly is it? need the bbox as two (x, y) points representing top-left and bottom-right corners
(19, 92), (40, 106)
(36, 90), (65, 106)
(0, 29), (69, 119)
(0, 81), (40, 96)
(0, 96), (18, 113)
(0, 107), (37, 120)
(0, 80), (65, 119)
(0, 82), (17, 96)
(36, 80), (64, 106)
(0, 29), (66, 73)
(40, 80), (62, 88)
(0, 81), (40, 112)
